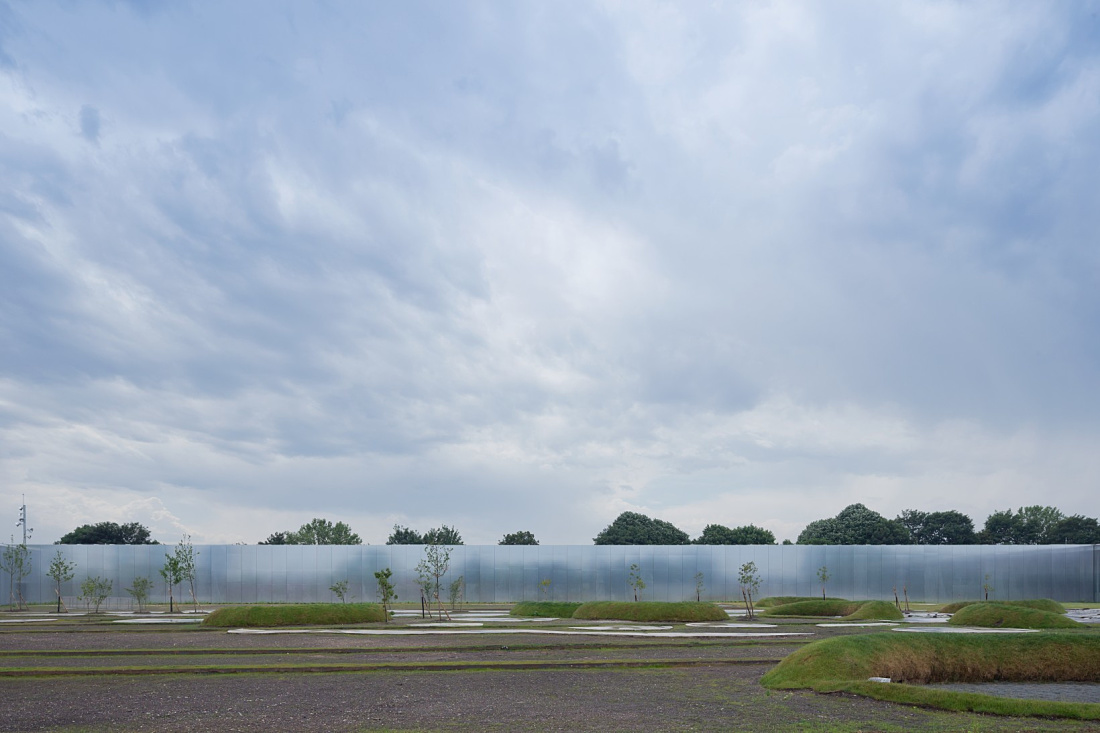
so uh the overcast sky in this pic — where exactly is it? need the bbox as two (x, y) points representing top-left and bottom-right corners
(2, 1), (1098, 545)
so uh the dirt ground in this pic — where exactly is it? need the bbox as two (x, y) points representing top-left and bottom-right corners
(2, 617), (1098, 732)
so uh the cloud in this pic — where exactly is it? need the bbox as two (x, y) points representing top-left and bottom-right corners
(1, 1), (1098, 545)
(78, 104), (100, 144)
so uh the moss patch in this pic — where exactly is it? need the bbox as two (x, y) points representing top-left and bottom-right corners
(939, 599), (1067, 614)
(947, 603), (1081, 630)
(509, 602), (583, 618)
(757, 596), (847, 608)
(762, 632), (1100, 719)
(842, 601), (904, 621)
(202, 603), (387, 628)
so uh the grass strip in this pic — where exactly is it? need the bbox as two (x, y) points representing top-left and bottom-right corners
(947, 603), (1082, 629)
(761, 600), (865, 617)
(509, 602), (583, 618)
(840, 601), (903, 621)
(203, 603), (386, 627)
(757, 596), (847, 608)
(572, 602), (729, 622)
(939, 599), (1067, 614)
(762, 631), (1100, 720)
(0, 657), (778, 678)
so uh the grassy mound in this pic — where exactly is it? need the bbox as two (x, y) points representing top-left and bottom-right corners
(841, 600), (904, 621)
(757, 596), (846, 608)
(761, 632), (1100, 719)
(940, 599), (1067, 614)
(510, 601), (583, 618)
(761, 599), (864, 617)
(203, 603), (387, 628)
(947, 603), (1081, 630)
(572, 601), (728, 622)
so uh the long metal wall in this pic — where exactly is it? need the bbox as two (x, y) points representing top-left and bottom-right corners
(5, 543), (1097, 606)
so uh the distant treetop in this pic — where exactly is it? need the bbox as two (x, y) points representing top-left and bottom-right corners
(499, 530), (539, 545)
(56, 522), (158, 545)
(258, 518), (361, 545)
(593, 512), (689, 545)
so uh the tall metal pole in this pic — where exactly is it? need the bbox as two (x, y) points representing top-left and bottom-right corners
(17, 498), (27, 545)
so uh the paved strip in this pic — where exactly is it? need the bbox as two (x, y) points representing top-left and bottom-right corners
(227, 628), (812, 638)
(0, 657), (778, 678)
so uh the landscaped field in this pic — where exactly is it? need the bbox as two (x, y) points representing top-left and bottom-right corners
(0, 603), (1096, 732)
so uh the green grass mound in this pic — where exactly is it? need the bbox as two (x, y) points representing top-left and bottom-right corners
(757, 596), (847, 608)
(947, 603), (1081, 630)
(761, 599), (865, 617)
(940, 598), (1067, 615)
(510, 601), (583, 618)
(572, 601), (728, 622)
(761, 632), (1100, 719)
(203, 603), (387, 628)
(841, 600), (904, 621)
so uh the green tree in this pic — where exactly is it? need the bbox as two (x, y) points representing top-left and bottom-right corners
(448, 575), (465, 609)
(1, 542), (32, 610)
(816, 565), (831, 600)
(374, 568), (397, 621)
(738, 561), (761, 619)
(79, 576), (113, 613)
(694, 572), (704, 602)
(896, 510), (977, 545)
(173, 535), (199, 609)
(797, 504), (909, 545)
(259, 531), (292, 545)
(386, 525), (423, 545)
(287, 518), (362, 545)
(499, 530), (539, 545)
(1046, 515), (1100, 544)
(593, 512), (690, 545)
(125, 576), (153, 612)
(694, 524), (776, 545)
(1017, 505), (1065, 543)
(329, 579), (350, 603)
(416, 544), (453, 620)
(56, 522), (157, 545)
(979, 506), (1065, 544)
(47, 550), (76, 613)
(628, 563), (646, 601)
(423, 525), (463, 545)
(160, 553), (183, 613)
(979, 509), (1023, 544)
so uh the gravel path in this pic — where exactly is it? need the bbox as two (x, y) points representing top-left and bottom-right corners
(928, 681), (1100, 703)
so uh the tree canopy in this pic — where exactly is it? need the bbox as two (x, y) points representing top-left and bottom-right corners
(386, 525), (423, 544)
(56, 522), (158, 545)
(259, 518), (361, 545)
(896, 510), (977, 545)
(593, 512), (690, 545)
(1045, 515), (1100, 544)
(694, 524), (776, 545)
(385, 524), (464, 545)
(422, 525), (463, 545)
(978, 506), (1065, 544)
(797, 504), (909, 545)
(499, 530), (539, 545)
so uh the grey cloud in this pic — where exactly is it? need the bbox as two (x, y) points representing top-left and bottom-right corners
(2, 1), (1099, 544)
(79, 105), (100, 143)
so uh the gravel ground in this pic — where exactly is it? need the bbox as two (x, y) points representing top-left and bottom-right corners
(7, 666), (1098, 733)
(3, 624), (1099, 732)
(928, 681), (1100, 703)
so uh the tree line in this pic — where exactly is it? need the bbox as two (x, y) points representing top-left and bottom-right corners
(51, 504), (1100, 547)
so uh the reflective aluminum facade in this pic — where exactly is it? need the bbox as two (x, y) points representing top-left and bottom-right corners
(7, 543), (1097, 605)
